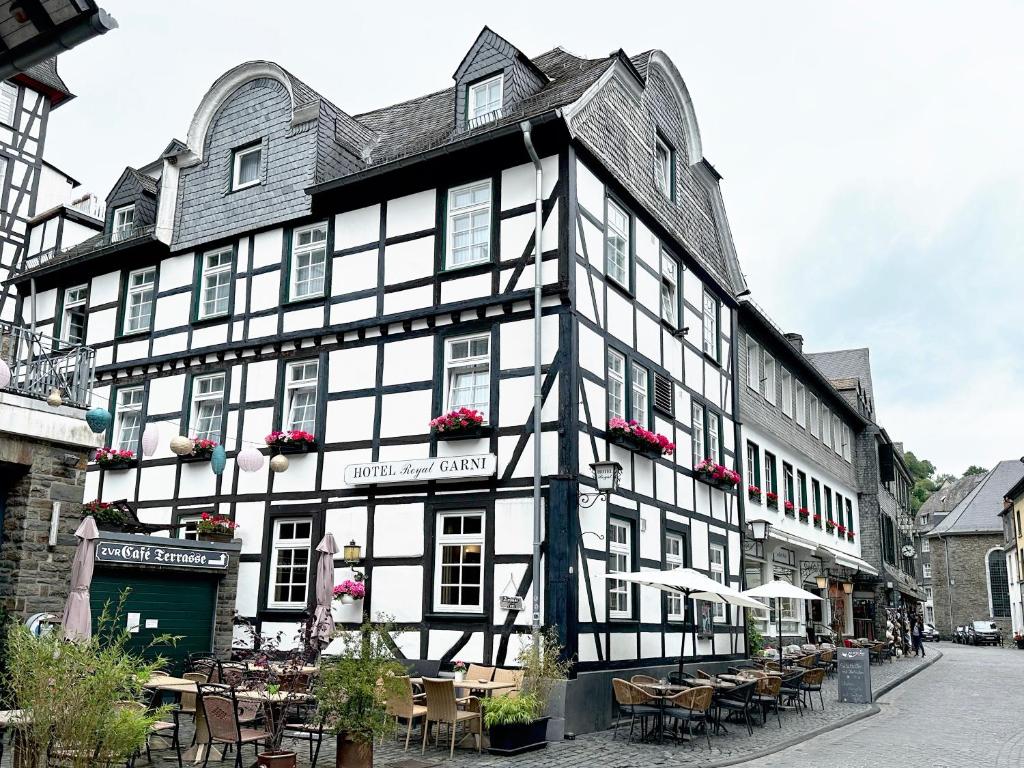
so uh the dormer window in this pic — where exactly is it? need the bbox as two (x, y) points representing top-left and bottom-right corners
(232, 144), (262, 190)
(467, 74), (503, 125)
(112, 204), (135, 242)
(655, 135), (674, 200)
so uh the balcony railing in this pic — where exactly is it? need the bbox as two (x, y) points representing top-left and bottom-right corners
(14, 224), (158, 278)
(0, 322), (95, 408)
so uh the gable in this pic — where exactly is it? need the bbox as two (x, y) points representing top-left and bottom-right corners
(453, 27), (546, 130)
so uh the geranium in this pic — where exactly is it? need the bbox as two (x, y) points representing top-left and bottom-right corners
(195, 512), (239, 535)
(452, 660), (467, 672)
(694, 458), (741, 487)
(813, 513), (822, 527)
(766, 491), (779, 508)
(836, 523), (848, 535)
(825, 519), (837, 531)
(190, 437), (218, 458)
(784, 500), (795, 514)
(332, 579), (365, 600)
(748, 484), (762, 501)
(265, 430), (316, 447)
(430, 407), (485, 433)
(607, 418), (675, 456)
(847, 531), (856, 541)
(798, 507), (810, 520)
(94, 447), (135, 467)
(81, 499), (127, 526)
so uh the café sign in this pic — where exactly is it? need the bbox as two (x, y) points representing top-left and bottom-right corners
(344, 454), (497, 486)
(95, 540), (230, 570)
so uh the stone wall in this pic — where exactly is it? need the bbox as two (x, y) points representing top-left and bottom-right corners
(930, 533), (1011, 637)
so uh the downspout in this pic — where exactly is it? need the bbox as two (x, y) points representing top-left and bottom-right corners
(521, 122), (543, 644)
(941, 533), (954, 636)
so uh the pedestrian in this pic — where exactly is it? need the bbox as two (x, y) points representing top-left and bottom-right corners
(912, 618), (925, 657)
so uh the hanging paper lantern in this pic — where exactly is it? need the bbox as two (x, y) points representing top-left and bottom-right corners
(270, 454), (289, 473)
(210, 445), (227, 475)
(236, 446), (264, 473)
(85, 407), (112, 434)
(0, 358), (10, 389)
(169, 435), (195, 457)
(142, 424), (160, 457)
(46, 389), (63, 407)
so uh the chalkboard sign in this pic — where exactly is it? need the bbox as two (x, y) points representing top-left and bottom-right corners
(837, 647), (872, 703)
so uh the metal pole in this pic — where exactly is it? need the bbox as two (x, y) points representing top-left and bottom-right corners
(521, 122), (544, 643)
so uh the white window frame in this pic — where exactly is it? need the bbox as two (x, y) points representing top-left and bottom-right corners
(781, 368), (793, 418)
(809, 394), (820, 437)
(608, 519), (632, 619)
(654, 136), (673, 198)
(842, 425), (852, 462)
(660, 250), (678, 327)
(446, 179), (492, 268)
(284, 359), (319, 433)
(832, 415), (842, 456)
(198, 247), (233, 319)
(123, 266), (155, 334)
(113, 386), (144, 453)
(746, 338), (760, 391)
(605, 199), (630, 287)
(467, 74), (503, 124)
(707, 411), (721, 463)
(112, 204), (135, 242)
(232, 144), (262, 190)
(821, 405), (831, 446)
(922, 538), (930, 553)
(0, 81), (17, 126)
(434, 511), (485, 613)
(630, 362), (648, 428)
(702, 290), (719, 360)
(444, 334), (490, 422)
(691, 402), (705, 467)
(763, 353), (777, 404)
(178, 514), (202, 541)
(607, 349), (626, 422)
(665, 532), (685, 620)
(709, 544), (726, 620)
(190, 373), (225, 442)
(922, 563), (932, 579)
(795, 380), (807, 427)
(290, 222), (328, 300)
(268, 518), (312, 609)
(62, 284), (88, 345)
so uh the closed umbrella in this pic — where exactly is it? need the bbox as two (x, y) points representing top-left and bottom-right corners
(742, 580), (822, 664)
(312, 533), (339, 647)
(62, 516), (99, 642)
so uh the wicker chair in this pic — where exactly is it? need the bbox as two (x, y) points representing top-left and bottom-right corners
(752, 676), (783, 728)
(218, 661), (247, 688)
(492, 667), (524, 697)
(696, 669), (713, 680)
(382, 676), (428, 751)
(198, 688), (273, 768)
(817, 650), (836, 679)
(420, 678), (481, 758)
(178, 672), (208, 720)
(663, 685), (714, 748)
(714, 680), (758, 736)
(799, 668), (827, 711)
(668, 670), (695, 684)
(630, 674), (658, 685)
(610, 679), (660, 744)
(796, 654), (816, 669)
(465, 664), (494, 682)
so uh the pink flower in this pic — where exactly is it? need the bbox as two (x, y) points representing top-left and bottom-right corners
(333, 579), (365, 599)
(430, 408), (485, 432)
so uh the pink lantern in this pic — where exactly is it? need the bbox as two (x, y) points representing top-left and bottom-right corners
(141, 424), (159, 457)
(236, 446), (264, 473)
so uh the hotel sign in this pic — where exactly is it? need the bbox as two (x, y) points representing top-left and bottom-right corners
(95, 541), (230, 570)
(344, 454), (497, 486)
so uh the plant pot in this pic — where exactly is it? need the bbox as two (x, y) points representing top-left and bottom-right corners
(338, 594), (356, 605)
(179, 453), (212, 463)
(486, 717), (549, 755)
(257, 750), (297, 768)
(543, 678), (567, 742)
(453, 670), (466, 682)
(435, 425), (490, 441)
(335, 735), (372, 768)
(98, 459), (137, 471)
(696, 474), (736, 491)
(198, 531), (232, 543)
(271, 441), (314, 455)
(94, 520), (130, 532)
(1015, 638), (1024, 649)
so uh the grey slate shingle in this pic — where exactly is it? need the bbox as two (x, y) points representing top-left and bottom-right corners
(929, 461), (1024, 536)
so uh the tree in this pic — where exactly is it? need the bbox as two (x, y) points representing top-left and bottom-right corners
(963, 465), (988, 476)
(904, 450), (939, 513)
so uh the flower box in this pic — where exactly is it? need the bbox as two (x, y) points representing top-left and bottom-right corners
(430, 407), (488, 440)
(747, 485), (762, 504)
(94, 447), (137, 470)
(766, 492), (779, 509)
(813, 514), (822, 529)
(798, 508), (810, 524)
(82, 500), (130, 531)
(486, 717), (550, 756)
(784, 500), (796, 517)
(195, 512), (238, 541)
(847, 531), (855, 542)
(606, 418), (675, 458)
(836, 524), (848, 537)
(825, 520), (837, 534)
(180, 438), (217, 462)
(265, 430), (316, 454)
(694, 458), (740, 491)
(333, 579), (365, 604)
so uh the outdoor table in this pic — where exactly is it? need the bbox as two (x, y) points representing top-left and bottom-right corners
(409, 677), (516, 696)
(634, 682), (693, 743)
(245, 662), (319, 675)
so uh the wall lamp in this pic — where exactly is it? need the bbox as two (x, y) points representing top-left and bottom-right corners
(578, 461), (623, 508)
(343, 539), (365, 582)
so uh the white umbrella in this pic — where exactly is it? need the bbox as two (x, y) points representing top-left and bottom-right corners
(62, 517), (99, 642)
(312, 533), (340, 648)
(742, 580), (822, 662)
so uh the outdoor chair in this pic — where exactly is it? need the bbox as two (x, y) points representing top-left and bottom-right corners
(178, 672), (208, 721)
(714, 681), (758, 736)
(283, 711), (332, 766)
(630, 674), (658, 685)
(610, 678), (660, 744)
(797, 654), (816, 669)
(121, 698), (183, 768)
(817, 650), (836, 679)
(668, 670), (695, 684)
(696, 669), (713, 679)
(752, 676), (783, 728)
(663, 685), (714, 748)
(492, 667), (524, 697)
(799, 668), (827, 711)
(779, 670), (806, 715)
(420, 678), (481, 758)
(198, 688), (273, 768)
(465, 664), (494, 682)
(381, 676), (428, 751)
(218, 661), (248, 688)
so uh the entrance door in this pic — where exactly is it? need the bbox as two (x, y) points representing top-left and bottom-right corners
(90, 570), (217, 674)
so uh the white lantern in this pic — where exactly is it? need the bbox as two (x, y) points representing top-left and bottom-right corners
(236, 446), (265, 473)
(141, 424), (160, 457)
(46, 389), (63, 407)
(270, 454), (289, 473)
(0, 358), (10, 388)
(169, 435), (195, 457)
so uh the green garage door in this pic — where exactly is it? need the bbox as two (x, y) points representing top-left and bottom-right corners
(91, 570), (217, 675)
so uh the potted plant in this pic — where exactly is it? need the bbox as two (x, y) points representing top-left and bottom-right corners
(606, 418), (675, 458)
(766, 491), (779, 509)
(1014, 632), (1024, 650)
(265, 429), (317, 454)
(483, 693), (547, 755)
(93, 446), (136, 470)
(813, 513), (822, 528)
(747, 484), (762, 503)
(783, 500), (795, 516)
(798, 507), (810, 523)
(332, 579), (365, 605)
(847, 530), (856, 542)
(82, 499), (129, 531)
(181, 437), (218, 461)
(452, 659), (467, 682)
(836, 523), (848, 537)
(195, 512), (239, 542)
(693, 458), (741, 490)
(430, 407), (488, 440)
(825, 519), (837, 534)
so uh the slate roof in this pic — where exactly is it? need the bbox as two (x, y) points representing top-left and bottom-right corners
(805, 348), (874, 401)
(918, 474), (985, 520)
(12, 58), (74, 107)
(128, 168), (159, 196)
(929, 461), (1024, 536)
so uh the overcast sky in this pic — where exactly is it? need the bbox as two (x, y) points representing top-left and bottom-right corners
(45, 1), (1023, 476)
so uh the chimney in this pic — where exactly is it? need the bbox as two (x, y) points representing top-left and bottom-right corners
(784, 333), (804, 353)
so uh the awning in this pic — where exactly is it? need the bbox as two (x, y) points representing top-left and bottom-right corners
(818, 546), (879, 576)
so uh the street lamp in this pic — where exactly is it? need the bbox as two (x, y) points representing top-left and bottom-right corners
(344, 539), (365, 582)
(842, 581), (854, 595)
(815, 575), (828, 590)
(747, 517), (772, 542)
(579, 461), (622, 507)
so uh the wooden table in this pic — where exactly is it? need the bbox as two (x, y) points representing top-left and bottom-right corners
(245, 663), (319, 675)
(410, 678), (516, 696)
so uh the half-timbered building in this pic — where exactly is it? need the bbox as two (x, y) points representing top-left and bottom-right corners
(9, 28), (752, 732)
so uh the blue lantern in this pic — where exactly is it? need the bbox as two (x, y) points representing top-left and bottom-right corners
(85, 407), (112, 434)
(211, 444), (227, 475)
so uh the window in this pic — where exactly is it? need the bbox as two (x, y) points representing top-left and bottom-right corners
(605, 199), (629, 286)
(781, 369), (793, 417)
(630, 362), (648, 428)
(290, 222), (327, 300)
(746, 338), (760, 391)
(746, 441), (761, 488)
(607, 349), (625, 421)
(62, 285), (88, 345)
(832, 415), (842, 456)
(920, 513), (930, 526)
(435, 511), (485, 612)
(608, 519), (632, 618)
(232, 144), (261, 190)
(178, 515), (201, 541)
(660, 251), (678, 326)
(824, 485), (834, 522)
(123, 267), (155, 334)
(691, 402), (705, 468)
(988, 550), (1011, 618)
(190, 373), (225, 442)
(445, 334), (490, 421)
(812, 478), (821, 518)
(707, 410), (721, 463)
(922, 538), (930, 553)
(709, 544), (726, 620)
(447, 180), (491, 268)
(0, 157), (6, 190)
(702, 290), (719, 360)
(783, 463), (795, 510)
(467, 74), (503, 123)
(795, 380), (807, 427)
(269, 519), (311, 608)
(845, 497), (854, 532)
(765, 452), (778, 496)
(821, 405), (831, 447)
(197, 247), (232, 319)
(762, 353), (777, 404)
(797, 470), (808, 510)
(0, 81), (17, 125)
(113, 387), (144, 452)
(842, 425), (852, 461)
(809, 394), (820, 437)
(922, 563), (932, 579)
(112, 204), (135, 242)
(285, 360), (318, 433)
(654, 136), (673, 199)
(665, 533), (685, 619)
(925, 586), (933, 601)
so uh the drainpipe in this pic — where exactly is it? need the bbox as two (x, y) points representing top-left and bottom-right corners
(520, 121), (543, 644)
(941, 533), (954, 635)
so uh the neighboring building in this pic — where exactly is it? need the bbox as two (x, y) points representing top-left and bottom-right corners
(0, 1), (116, 79)
(928, 460), (1024, 638)
(806, 347), (923, 640)
(914, 474), (983, 626)
(9, 29), (754, 732)
(737, 302), (874, 644)
(1002, 472), (1024, 635)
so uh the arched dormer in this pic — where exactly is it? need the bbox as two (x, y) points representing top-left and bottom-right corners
(645, 51), (703, 167)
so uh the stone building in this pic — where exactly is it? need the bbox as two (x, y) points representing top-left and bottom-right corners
(1001, 472), (1024, 635)
(928, 460), (1024, 638)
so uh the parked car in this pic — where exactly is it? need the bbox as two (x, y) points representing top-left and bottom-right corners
(953, 625), (968, 644)
(967, 620), (1002, 646)
(921, 623), (940, 642)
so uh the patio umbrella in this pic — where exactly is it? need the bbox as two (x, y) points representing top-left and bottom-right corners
(742, 580), (822, 664)
(62, 516), (99, 642)
(312, 533), (339, 647)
